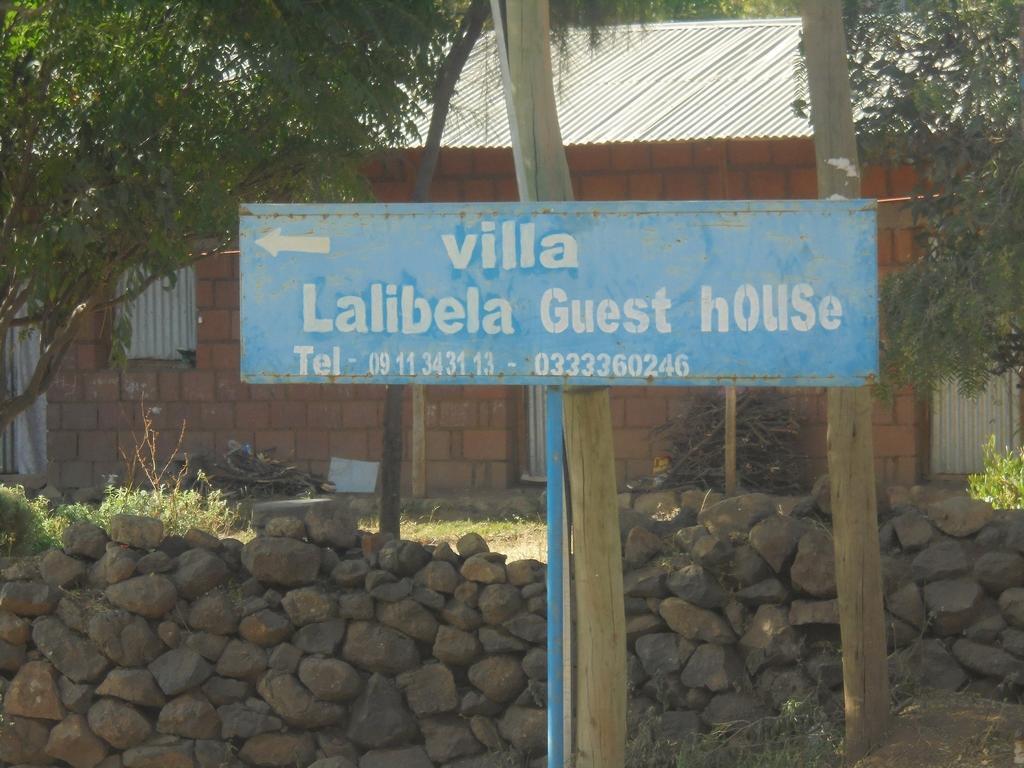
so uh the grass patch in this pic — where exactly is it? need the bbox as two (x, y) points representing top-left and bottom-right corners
(361, 513), (548, 562)
(627, 698), (842, 768)
(1, 484), (244, 555)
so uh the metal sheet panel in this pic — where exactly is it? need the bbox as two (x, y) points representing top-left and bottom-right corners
(239, 199), (878, 388)
(126, 267), (197, 360)
(415, 19), (808, 148)
(931, 372), (1021, 475)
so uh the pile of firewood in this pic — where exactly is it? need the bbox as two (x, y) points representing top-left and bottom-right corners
(652, 390), (805, 494)
(187, 442), (334, 499)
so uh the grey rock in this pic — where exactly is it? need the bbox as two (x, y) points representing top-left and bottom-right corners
(5, 660), (65, 720)
(397, 663), (458, 716)
(975, 551), (1024, 594)
(33, 616), (110, 683)
(635, 632), (693, 677)
(433, 625), (483, 667)
(105, 574), (178, 619)
(420, 715), (482, 763)
(737, 605), (801, 674)
(698, 493), (775, 538)
(891, 511), (934, 551)
(96, 668), (166, 707)
(293, 619), (348, 655)
(110, 514), (164, 550)
(239, 731), (317, 767)
(376, 598), (439, 643)
(927, 496), (994, 537)
(924, 578), (985, 636)
(87, 697), (153, 750)
(173, 548), (229, 599)
(952, 638), (1024, 679)
(218, 702), (283, 739)
(0, 580), (60, 616)
(268, 642), (303, 673)
(242, 537), (322, 587)
(478, 583), (523, 625)
(149, 647), (214, 696)
(460, 554), (506, 584)
(216, 639), (268, 680)
(359, 746), (433, 768)
(342, 621), (420, 675)
(498, 706), (546, 755)
(788, 599), (839, 625)
(333, 559), (371, 588)
(468, 655), (526, 703)
(414, 561), (461, 594)
(506, 559), (545, 586)
(623, 526), (663, 568)
(659, 597), (736, 644)
(736, 578), (789, 606)
(347, 673), (419, 750)
(622, 565), (668, 598)
(257, 670), (345, 728)
(912, 541), (969, 584)
(887, 582), (925, 629)
(789, 529), (836, 598)
(41, 549), (88, 588)
(157, 691), (220, 739)
(189, 589), (241, 635)
(239, 609), (293, 646)
(681, 644), (747, 692)
(457, 532), (489, 558)
(45, 713), (109, 768)
(298, 657), (363, 702)
(63, 521), (109, 560)
(666, 564), (727, 608)
(282, 586), (336, 626)
(748, 515), (805, 572)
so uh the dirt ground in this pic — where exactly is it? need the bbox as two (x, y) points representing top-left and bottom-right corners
(855, 691), (1022, 768)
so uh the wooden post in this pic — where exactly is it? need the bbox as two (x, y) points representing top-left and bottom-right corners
(412, 386), (427, 497)
(498, 2), (626, 766)
(801, 1), (889, 761)
(724, 386), (737, 495)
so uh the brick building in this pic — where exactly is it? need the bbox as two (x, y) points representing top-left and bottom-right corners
(35, 19), (1000, 493)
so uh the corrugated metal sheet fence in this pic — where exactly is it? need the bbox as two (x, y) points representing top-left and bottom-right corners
(125, 267), (197, 360)
(0, 346), (12, 473)
(931, 371), (1021, 475)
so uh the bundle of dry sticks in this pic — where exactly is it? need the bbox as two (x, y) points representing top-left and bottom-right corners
(188, 442), (334, 499)
(652, 390), (805, 494)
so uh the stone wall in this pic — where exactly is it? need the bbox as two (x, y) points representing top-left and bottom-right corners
(1, 485), (1017, 767)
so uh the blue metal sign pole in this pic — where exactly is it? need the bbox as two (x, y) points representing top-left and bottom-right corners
(544, 386), (565, 768)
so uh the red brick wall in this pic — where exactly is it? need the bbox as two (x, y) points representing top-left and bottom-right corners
(48, 138), (924, 491)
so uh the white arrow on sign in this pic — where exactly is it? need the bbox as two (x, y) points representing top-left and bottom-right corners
(255, 228), (330, 257)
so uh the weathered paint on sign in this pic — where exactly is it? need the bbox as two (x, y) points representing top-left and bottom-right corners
(239, 201), (877, 386)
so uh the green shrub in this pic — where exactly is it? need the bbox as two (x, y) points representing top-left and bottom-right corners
(0, 485), (49, 555)
(98, 484), (239, 538)
(969, 435), (1024, 509)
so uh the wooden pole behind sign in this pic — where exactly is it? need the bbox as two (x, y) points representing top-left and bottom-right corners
(725, 386), (737, 495)
(801, 1), (889, 761)
(499, 2), (626, 766)
(412, 386), (426, 497)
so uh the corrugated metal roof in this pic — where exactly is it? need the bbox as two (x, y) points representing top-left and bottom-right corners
(417, 17), (810, 148)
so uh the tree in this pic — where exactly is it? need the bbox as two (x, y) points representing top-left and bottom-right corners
(0, 0), (450, 432)
(841, 0), (1024, 393)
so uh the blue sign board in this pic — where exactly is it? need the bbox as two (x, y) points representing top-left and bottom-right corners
(239, 200), (877, 387)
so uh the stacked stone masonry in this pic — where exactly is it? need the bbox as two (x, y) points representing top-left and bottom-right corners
(2, 483), (1023, 767)
(49, 138), (926, 493)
